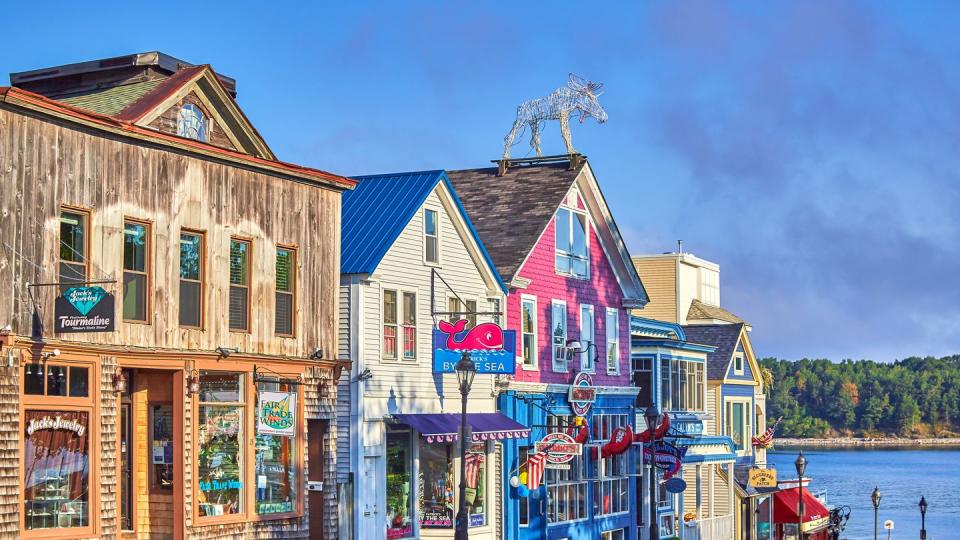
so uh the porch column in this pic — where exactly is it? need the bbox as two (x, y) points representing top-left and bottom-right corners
(695, 464), (702, 519)
(708, 464), (715, 518)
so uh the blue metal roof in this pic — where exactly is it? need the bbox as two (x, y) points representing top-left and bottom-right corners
(341, 170), (507, 293)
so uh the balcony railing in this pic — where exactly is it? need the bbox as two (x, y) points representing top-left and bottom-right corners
(683, 513), (734, 540)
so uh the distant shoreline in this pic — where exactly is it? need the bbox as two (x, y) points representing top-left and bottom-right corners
(775, 437), (960, 448)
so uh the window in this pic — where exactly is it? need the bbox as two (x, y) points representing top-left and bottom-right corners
(605, 308), (620, 374)
(551, 301), (567, 372)
(517, 446), (531, 526)
(661, 359), (705, 412)
(448, 297), (476, 329)
(465, 442), (487, 527)
(383, 289), (417, 361)
(179, 232), (204, 327)
(275, 247), (296, 336)
(545, 415), (586, 523)
(386, 430), (414, 538)
(579, 304), (594, 372)
(23, 410), (90, 530)
(601, 530), (626, 540)
(229, 238), (251, 331)
(59, 208), (88, 293)
(726, 400), (752, 452)
(197, 372), (245, 517)
(632, 357), (653, 407)
(700, 269), (719, 306)
(418, 440), (453, 528)
(734, 353), (744, 375)
(555, 207), (589, 278)
(24, 363), (89, 397)
(593, 414), (629, 516)
(177, 103), (208, 142)
(123, 220), (150, 322)
(520, 297), (537, 369)
(255, 380), (297, 515)
(657, 469), (671, 510)
(151, 405), (174, 491)
(424, 209), (439, 264)
(659, 360), (671, 411)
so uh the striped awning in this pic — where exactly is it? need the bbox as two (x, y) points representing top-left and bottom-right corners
(392, 413), (530, 444)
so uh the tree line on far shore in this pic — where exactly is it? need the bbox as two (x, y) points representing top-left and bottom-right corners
(760, 355), (960, 438)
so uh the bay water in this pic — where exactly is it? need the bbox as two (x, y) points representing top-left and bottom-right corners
(767, 448), (959, 540)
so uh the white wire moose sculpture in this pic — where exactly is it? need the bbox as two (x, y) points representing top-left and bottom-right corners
(503, 74), (608, 159)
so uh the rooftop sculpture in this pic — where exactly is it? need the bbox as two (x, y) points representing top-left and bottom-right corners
(503, 74), (608, 159)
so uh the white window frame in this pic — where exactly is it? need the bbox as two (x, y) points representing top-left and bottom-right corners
(520, 295), (539, 371)
(592, 414), (630, 517)
(554, 205), (590, 279)
(579, 304), (595, 373)
(733, 353), (745, 375)
(423, 207), (440, 266)
(725, 398), (753, 455)
(544, 415), (587, 524)
(605, 308), (620, 375)
(381, 286), (418, 363)
(551, 300), (568, 373)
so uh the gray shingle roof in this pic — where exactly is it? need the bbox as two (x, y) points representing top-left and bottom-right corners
(682, 323), (745, 380)
(446, 161), (582, 283)
(687, 299), (746, 324)
(58, 78), (166, 116)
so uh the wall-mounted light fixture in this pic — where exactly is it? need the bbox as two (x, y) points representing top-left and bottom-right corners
(41, 348), (60, 361)
(309, 348), (323, 360)
(356, 367), (373, 382)
(186, 369), (201, 395)
(112, 368), (128, 394)
(215, 346), (239, 358)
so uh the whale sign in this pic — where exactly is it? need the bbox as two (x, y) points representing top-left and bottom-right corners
(432, 319), (516, 374)
(54, 286), (115, 333)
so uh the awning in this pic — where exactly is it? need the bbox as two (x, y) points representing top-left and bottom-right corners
(773, 487), (831, 532)
(392, 413), (530, 444)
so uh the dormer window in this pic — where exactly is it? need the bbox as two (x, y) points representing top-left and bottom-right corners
(555, 207), (588, 278)
(177, 104), (208, 142)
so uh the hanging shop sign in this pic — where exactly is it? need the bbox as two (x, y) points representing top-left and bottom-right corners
(665, 477), (687, 494)
(54, 286), (115, 333)
(535, 432), (582, 468)
(568, 371), (596, 416)
(643, 440), (687, 479)
(432, 319), (516, 374)
(748, 467), (778, 489)
(256, 391), (297, 437)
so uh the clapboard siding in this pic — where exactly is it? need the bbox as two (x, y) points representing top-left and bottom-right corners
(631, 257), (677, 322)
(335, 281), (352, 483)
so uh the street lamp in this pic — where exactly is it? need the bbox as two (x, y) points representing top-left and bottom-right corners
(454, 351), (476, 540)
(871, 486), (882, 540)
(918, 496), (927, 540)
(644, 405), (661, 540)
(795, 452), (807, 540)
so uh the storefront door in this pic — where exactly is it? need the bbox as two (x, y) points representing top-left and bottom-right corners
(131, 369), (180, 539)
(308, 419), (328, 540)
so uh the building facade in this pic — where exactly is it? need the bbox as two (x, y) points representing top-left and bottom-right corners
(336, 171), (518, 540)
(0, 53), (352, 539)
(448, 156), (649, 540)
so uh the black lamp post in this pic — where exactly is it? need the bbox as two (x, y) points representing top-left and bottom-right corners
(644, 405), (661, 540)
(794, 451), (807, 540)
(871, 486), (882, 540)
(918, 495), (927, 540)
(454, 351), (476, 540)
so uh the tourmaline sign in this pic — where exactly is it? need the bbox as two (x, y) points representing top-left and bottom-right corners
(54, 286), (115, 333)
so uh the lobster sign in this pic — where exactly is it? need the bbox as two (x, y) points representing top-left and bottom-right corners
(432, 319), (517, 374)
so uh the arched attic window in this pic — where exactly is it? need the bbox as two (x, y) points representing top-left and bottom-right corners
(177, 103), (208, 142)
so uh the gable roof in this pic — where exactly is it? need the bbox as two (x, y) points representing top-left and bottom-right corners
(682, 323), (745, 380)
(687, 299), (746, 324)
(447, 157), (647, 303)
(340, 170), (506, 292)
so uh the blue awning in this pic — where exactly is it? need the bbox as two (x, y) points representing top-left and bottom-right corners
(392, 413), (530, 444)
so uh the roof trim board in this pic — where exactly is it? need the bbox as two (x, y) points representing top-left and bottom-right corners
(721, 327), (763, 387)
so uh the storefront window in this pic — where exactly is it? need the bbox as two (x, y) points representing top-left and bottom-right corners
(418, 440), (454, 528)
(465, 442), (487, 527)
(386, 430), (414, 538)
(593, 414), (629, 515)
(756, 495), (773, 539)
(255, 381), (297, 515)
(23, 410), (90, 530)
(545, 415), (586, 523)
(517, 446), (530, 526)
(197, 371), (244, 517)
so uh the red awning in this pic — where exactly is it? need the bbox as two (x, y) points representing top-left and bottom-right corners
(773, 487), (830, 525)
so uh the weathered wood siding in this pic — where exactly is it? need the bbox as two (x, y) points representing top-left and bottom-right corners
(631, 256), (678, 322)
(0, 105), (341, 358)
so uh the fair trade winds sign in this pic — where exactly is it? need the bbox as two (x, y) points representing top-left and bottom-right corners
(54, 286), (115, 333)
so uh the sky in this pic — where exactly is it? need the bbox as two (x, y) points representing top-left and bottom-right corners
(2, 1), (958, 362)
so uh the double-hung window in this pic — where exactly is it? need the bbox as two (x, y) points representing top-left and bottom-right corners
(551, 300), (567, 372)
(122, 219), (150, 322)
(275, 247), (296, 336)
(605, 308), (620, 374)
(726, 400), (752, 452)
(179, 231), (204, 328)
(555, 206), (589, 278)
(579, 304), (594, 372)
(520, 297), (537, 369)
(632, 357), (653, 407)
(229, 238), (251, 331)
(665, 359), (705, 412)
(448, 297), (476, 328)
(383, 289), (417, 361)
(424, 208), (439, 264)
(59, 208), (89, 293)
(593, 414), (629, 516)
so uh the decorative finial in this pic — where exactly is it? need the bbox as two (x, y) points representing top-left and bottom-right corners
(503, 73), (608, 159)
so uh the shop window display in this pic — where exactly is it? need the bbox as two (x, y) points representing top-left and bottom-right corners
(23, 410), (90, 530)
(255, 381), (297, 514)
(197, 371), (245, 517)
(465, 442), (487, 527)
(544, 415), (586, 523)
(151, 405), (174, 490)
(418, 440), (454, 528)
(386, 430), (414, 538)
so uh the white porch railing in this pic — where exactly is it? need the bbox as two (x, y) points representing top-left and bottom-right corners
(683, 513), (735, 540)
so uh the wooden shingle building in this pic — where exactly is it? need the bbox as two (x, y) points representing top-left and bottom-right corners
(0, 52), (353, 539)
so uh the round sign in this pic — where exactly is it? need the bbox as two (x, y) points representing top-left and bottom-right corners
(569, 372), (595, 416)
(536, 432), (581, 465)
(664, 477), (687, 494)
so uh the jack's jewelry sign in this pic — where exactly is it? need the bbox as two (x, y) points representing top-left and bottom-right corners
(54, 286), (115, 333)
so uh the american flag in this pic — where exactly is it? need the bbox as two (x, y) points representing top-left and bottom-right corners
(752, 416), (784, 449)
(465, 453), (484, 489)
(526, 453), (547, 490)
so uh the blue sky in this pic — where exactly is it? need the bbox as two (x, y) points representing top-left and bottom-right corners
(3, 1), (958, 362)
